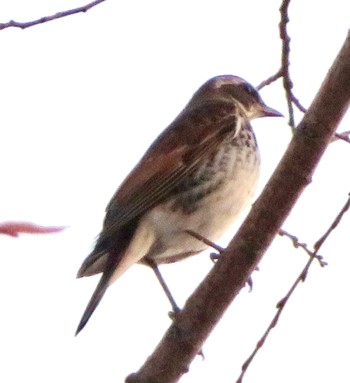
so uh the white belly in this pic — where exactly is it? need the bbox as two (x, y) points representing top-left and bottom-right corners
(143, 149), (260, 263)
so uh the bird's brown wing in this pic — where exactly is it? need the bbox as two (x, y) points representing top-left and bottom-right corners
(106, 101), (238, 223)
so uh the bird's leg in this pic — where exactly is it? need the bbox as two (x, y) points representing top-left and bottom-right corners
(145, 258), (181, 315)
(185, 229), (224, 262)
(145, 257), (205, 359)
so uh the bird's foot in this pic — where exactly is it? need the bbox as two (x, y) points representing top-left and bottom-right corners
(168, 307), (205, 359)
(210, 252), (221, 262)
(168, 306), (181, 321)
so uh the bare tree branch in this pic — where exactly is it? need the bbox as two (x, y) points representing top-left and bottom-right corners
(0, 0), (105, 30)
(314, 193), (350, 251)
(279, 0), (306, 125)
(278, 228), (327, 266)
(256, 69), (283, 90)
(333, 130), (350, 143)
(290, 92), (307, 113)
(279, 0), (293, 124)
(125, 31), (350, 383)
(258, 0), (306, 125)
(236, 194), (350, 383)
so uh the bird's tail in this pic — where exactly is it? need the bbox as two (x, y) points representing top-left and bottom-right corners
(75, 220), (154, 335)
(75, 252), (120, 336)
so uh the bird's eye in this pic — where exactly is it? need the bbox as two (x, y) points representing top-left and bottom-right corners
(245, 84), (257, 96)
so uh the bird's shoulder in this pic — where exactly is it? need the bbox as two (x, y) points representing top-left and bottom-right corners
(113, 100), (237, 197)
(105, 99), (239, 217)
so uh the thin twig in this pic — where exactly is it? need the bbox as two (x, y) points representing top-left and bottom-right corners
(333, 130), (350, 144)
(279, 0), (296, 127)
(290, 93), (307, 113)
(314, 193), (350, 251)
(278, 229), (327, 266)
(256, 70), (283, 90)
(279, 1), (307, 116)
(258, 0), (306, 125)
(236, 193), (350, 383)
(0, 0), (105, 30)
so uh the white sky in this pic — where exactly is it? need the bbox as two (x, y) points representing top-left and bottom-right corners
(0, 1), (350, 382)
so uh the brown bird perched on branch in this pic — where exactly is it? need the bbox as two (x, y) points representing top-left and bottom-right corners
(76, 75), (282, 335)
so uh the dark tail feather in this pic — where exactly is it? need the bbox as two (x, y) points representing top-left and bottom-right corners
(75, 274), (109, 336)
(75, 260), (117, 336)
(76, 220), (138, 335)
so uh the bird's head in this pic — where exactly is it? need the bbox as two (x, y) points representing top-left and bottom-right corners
(191, 75), (282, 120)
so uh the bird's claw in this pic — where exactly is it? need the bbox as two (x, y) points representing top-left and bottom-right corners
(210, 252), (221, 263)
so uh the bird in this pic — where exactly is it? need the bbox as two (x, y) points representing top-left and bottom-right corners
(75, 74), (282, 335)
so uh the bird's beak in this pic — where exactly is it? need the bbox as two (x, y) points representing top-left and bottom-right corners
(260, 104), (283, 118)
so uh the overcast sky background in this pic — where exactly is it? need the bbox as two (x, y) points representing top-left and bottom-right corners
(1, 1), (350, 382)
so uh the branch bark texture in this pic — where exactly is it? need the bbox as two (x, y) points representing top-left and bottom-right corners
(126, 31), (350, 383)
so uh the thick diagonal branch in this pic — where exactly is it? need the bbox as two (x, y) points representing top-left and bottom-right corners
(126, 31), (350, 383)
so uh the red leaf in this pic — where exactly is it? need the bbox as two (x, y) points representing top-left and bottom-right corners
(0, 221), (66, 237)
